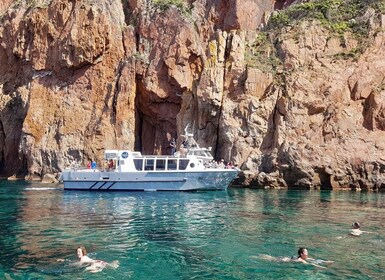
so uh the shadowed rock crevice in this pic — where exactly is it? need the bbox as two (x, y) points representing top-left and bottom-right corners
(314, 167), (332, 190)
(134, 78), (142, 152)
(0, 0), (384, 189)
(1, 94), (29, 178)
(0, 120), (5, 173)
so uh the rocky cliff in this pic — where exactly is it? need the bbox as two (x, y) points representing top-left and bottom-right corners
(0, 0), (384, 190)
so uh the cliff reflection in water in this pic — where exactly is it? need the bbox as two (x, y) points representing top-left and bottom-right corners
(12, 187), (231, 270)
(1, 182), (385, 279)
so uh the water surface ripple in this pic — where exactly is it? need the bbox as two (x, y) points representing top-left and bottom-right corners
(0, 181), (384, 279)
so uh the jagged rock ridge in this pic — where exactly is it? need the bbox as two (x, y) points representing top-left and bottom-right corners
(0, 0), (384, 190)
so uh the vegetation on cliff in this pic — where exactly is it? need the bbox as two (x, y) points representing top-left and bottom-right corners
(13, 0), (51, 9)
(245, 33), (282, 73)
(246, 0), (385, 70)
(268, 0), (384, 33)
(153, 0), (190, 14)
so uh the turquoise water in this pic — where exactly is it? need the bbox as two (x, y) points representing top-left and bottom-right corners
(0, 181), (385, 279)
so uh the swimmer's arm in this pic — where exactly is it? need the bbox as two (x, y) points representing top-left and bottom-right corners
(309, 258), (334, 264)
(302, 260), (325, 268)
(309, 262), (327, 269)
(82, 259), (97, 264)
(56, 258), (73, 263)
(319, 260), (334, 264)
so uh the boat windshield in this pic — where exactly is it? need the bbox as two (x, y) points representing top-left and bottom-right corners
(133, 158), (190, 171)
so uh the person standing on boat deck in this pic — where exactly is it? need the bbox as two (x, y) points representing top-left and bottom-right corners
(179, 144), (186, 157)
(170, 138), (176, 155)
(91, 160), (97, 170)
(182, 136), (189, 148)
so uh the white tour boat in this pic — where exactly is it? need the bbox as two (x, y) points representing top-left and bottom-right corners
(61, 134), (239, 191)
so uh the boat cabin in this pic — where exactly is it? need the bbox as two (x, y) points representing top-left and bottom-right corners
(104, 150), (207, 172)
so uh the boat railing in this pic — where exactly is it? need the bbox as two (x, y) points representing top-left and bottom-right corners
(67, 165), (100, 172)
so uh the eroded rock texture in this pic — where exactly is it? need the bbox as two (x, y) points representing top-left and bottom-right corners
(0, 0), (384, 189)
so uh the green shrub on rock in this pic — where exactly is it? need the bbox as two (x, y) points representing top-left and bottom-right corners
(153, 0), (189, 14)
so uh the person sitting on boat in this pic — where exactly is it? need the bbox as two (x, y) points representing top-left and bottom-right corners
(226, 162), (233, 169)
(77, 246), (119, 273)
(108, 159), (115, 171)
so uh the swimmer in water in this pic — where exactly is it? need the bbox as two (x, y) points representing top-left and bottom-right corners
(297, 247), (334, 268)
(255, 248), (333, 269)
(77, 246), (119, 273)
(349, 222), (372, 237)
(337, 222), (372, 239)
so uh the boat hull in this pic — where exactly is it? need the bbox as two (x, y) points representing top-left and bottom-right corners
(61, 169), (239, 191)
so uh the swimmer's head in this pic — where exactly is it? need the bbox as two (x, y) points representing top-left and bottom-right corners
(77, 246), (87, 259)
(298, 248), (308, 259)
(352, 222), (360, 229)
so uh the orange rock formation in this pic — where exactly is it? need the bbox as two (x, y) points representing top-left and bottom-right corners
(0, 0), (384, 190)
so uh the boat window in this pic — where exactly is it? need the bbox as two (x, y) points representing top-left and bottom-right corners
(105, 152), (118, 159)
(179, 159), (189, 170)
(156, 159), (166, 171)
(190, 163), (195, 168)
(167, 159), (177, 170)
(144, 159), (154, 170)
(134, 159), (143, 171)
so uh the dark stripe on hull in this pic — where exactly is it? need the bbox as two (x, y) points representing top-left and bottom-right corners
(88, 181), (99, 189)
(63, 188), (220, 192)
(65, 179), (188, 183)
(106, 182), (116, 190)
(62, 170), (238, 191)
(96, 182), (107, 190)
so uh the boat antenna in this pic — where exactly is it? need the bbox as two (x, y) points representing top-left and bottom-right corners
(182, 123), (198, 148)
(183, 123), (193, 137)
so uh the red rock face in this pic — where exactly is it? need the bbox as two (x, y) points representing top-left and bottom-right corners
(0, 0), (384, 189)
(0, 0), (135, 179)
(0, 0), (12, 15)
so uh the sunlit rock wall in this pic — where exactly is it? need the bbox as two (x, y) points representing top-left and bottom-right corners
(0, 0), (384, 190)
